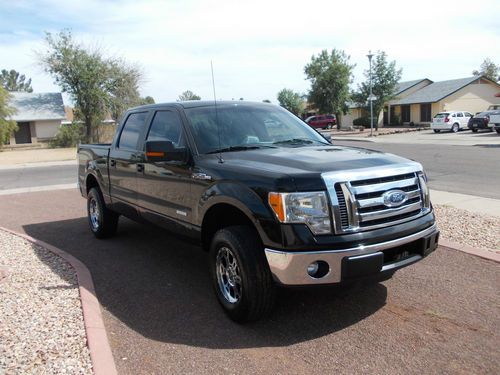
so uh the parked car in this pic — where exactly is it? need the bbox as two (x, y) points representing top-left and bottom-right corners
(468, 104), (500, 132)
(490, 112), (500, 134)
(78, 101), (438, 323)
(305, 114), (336, 129)
(431, 111), (473, 133)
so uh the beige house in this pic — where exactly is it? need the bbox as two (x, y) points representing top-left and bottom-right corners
(8, 92), (67, 145)
(343, 75), (500, 127)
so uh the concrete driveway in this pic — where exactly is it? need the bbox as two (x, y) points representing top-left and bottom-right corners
(369, 129), (500, 146)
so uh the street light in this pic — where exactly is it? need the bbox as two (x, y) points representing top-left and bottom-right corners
(367, 51), (374, 137)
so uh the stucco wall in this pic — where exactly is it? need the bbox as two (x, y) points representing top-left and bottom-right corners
(34, 120), (62, 139)
(441, 79), (500, 114)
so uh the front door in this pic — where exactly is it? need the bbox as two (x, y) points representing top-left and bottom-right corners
(14, 122), (32, 144)
(137, 109), (193, 225)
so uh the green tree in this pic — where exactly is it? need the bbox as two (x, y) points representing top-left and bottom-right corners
(276, 88), (304, 115)
(0, 87), (17, 145)
(39, 30), (143, 142)
(472, 58), (500, 81)
(1, 69), (33, 92)
(352, 51), (402, 129)
(178, 90), (201, 101)
(140, 96), (155, 105)
(304, 49), (355, 128)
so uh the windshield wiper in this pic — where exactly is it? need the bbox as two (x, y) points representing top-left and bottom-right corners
(273, 138), (327, 145)
(206, 145), (273, 154)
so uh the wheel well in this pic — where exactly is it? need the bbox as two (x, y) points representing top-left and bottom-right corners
(201, 203), (257, 251)
(86, 174), (99, 195)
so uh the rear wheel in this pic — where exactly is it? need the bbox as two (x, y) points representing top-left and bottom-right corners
(433, 129), (440, 133)
(496, 128), (500, 134)
(209, 225), (276, 323)
(451, 123), (459, 133)
(472, 128), (478, 133)
(327, 122), (334, 129)
(87, 187), (119, 239)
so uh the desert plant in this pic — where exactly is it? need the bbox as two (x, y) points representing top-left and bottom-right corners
(49, 123), (85, 148)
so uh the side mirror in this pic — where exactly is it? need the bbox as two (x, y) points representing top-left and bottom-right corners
(145, 140), (188, 163)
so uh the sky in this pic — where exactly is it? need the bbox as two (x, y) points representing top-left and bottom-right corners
(1, 0), (499, 105)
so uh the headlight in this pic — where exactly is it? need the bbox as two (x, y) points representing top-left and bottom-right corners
(268, 191), (332, 234)
(417, 171), (431, 209)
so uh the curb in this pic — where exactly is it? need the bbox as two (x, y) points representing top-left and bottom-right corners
(439, 239), (500, 263)
(0, 227), (117, 375)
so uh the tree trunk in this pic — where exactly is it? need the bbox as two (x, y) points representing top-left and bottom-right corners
(336, 112), (342, 130)
(85, 117), (92, 143)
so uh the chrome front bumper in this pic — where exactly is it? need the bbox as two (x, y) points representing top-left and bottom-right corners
(264, 224), (438, 285)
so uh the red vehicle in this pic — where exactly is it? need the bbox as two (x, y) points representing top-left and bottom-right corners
(305, 114), (336, 129)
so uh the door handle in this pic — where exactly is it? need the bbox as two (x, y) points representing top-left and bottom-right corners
(137, 164), (144, 173)
(110, 159), (116, 167)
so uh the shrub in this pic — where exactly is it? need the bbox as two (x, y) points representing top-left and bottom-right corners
(49, 123), (85, 148)
(353, 116), (377, 128)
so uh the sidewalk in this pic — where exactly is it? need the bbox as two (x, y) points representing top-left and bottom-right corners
(430, 190), (500, 218)
(0, 147), (77, 166)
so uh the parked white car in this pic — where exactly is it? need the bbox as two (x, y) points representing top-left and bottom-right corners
(431, 111), (473, 133)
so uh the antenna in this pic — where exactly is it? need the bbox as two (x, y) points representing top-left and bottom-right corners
(211, 61), (223, 163)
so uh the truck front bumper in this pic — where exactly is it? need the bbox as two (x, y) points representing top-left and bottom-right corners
(264, 224), (439, 285)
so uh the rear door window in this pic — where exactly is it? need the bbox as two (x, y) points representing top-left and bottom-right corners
(118, 112), (148, 149)
(457, 112), (463, 117)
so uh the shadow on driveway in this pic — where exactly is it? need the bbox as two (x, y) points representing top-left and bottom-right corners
(24, 217), (387, 349)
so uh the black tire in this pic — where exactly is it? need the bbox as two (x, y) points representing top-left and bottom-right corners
(451, 123), (459, 133)
(209, 225), (276, 323)
(87, 187), (119, 239)
(472, 128), (478, 133)
(433, 129), (440, 133)
(496, 128), (500, 134)
(327, 122), (334, 129)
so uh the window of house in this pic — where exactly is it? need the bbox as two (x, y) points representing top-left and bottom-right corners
(118, 112), (148, 149)
(420, 104), (432, 122)
(146, 110), (184, 146)
(401, 105), (411, 122)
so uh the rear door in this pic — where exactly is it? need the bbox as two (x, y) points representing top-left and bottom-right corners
(109, 111), (150, 212)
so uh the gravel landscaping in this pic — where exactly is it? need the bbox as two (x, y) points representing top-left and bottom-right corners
(434, 204), (500, 253)
(0, 230), (92, 374)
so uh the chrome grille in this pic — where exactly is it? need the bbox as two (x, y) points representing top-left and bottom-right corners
(322, 164), (431, 234)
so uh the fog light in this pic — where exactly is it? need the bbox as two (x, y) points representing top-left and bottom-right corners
(307, 260), (330, 278)
(307, 262), (319, 276)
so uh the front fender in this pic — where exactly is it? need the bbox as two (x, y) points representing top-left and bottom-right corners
(196, 182), (283, 248)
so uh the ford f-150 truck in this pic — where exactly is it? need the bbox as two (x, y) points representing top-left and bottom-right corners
(78, 101), (439, 322)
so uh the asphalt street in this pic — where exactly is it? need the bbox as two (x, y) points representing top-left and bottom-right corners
(0, 164), (76, 190)
(0, 189), (498, 374)
(333, 141), (500, 199)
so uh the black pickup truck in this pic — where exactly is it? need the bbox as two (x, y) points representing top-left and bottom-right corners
(78, 101), (439, 322)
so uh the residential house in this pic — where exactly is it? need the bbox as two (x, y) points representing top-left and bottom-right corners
(343, 75), (500, 127)
(8, 92), (66, 145)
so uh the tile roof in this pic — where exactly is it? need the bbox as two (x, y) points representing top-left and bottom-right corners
(390, 76), (485, 105)
(8, 92), (66, 121)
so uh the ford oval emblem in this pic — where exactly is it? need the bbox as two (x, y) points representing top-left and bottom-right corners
(383, 190), (408, 207)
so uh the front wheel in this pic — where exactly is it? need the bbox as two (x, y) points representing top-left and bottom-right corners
(87, 187), (119, 239)
(433, 129), (440, 133)
(209, 226), (276, 323)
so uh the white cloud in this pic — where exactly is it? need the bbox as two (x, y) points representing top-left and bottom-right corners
(1, 0), (499, 104)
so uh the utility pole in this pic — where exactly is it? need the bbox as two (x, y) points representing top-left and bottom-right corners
(367, 51), (374, 137)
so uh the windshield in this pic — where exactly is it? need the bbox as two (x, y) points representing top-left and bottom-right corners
(434, 113), (449, 118)
(184, 103), (329, 154)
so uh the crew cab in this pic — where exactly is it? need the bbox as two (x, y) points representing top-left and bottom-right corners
(78, 101), (439, 322)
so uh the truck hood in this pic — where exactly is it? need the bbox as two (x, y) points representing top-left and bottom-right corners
(201, 145), (420, 191)
(220, 145), (413, 173)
